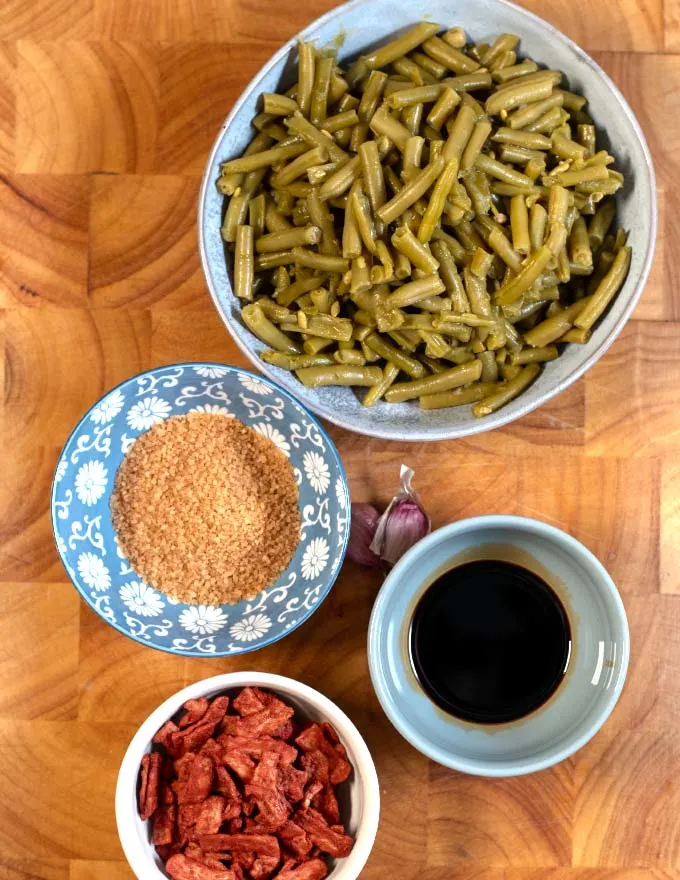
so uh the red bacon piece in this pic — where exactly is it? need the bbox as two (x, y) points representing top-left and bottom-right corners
(221, 701), (294, 739)
(293, 809), (352, 858)
(199, 833), (280, 858)
(277, 820), (313, 859)
(180, 754), (214, 805)
(318, 787), (340, 826)
(195, 796), (227, 835)
(165, 853), (235, 880)
(139, 752), (162, 821)
(232, 687), (270, 716)
(301, 780), (323, 812)
(152, 803), (177, 846)
(280, 765), (308, 803)
(274, 858), (328, 880)
(154, 720), (181, 753)
(295, 725), (351, 785)
(179, 698), (210, 728)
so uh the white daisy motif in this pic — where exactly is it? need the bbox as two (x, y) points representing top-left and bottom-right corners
(119, 581), (165, 617)
(335, 476), (347, 510)
(74, 460), (108, 506)
(301, 537), (330, 580)
(194, 366), (228, 379)
(191, 404), (232, 416)
(54, 459), (68, 484)
(238, 373), (271, 395)
(179, 605), (229, 635)
(91, 388), (125, 425)
(253, 422), (290, 456)
(77, 552), (111, 591)
(229, 613), (272, 642)
(126, 396), (172, 431)
(303, 451), (330, 494)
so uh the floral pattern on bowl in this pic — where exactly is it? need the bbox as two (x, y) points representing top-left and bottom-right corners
(51, 363), (350, 657)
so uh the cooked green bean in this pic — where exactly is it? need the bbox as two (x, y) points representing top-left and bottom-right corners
(296, 364), (383, 387)
(495, 245), (554, 305)
(488, 227), (523, 273)
(221, 141), (308, 175)
(307, 188), (340, 255)
(426, 86), (461, 131)
(509, 194), (530, 254)
(386, 359), (482, 402)
(248, 193), (266, 239)
(275, 274), (325, 306)
(296, 40), (315, 117)
(417, 158), (459, 242)
(290, 313), (353, 341)
(392, 56), (432, 86)
(392, 226), (440, 273)
(321, 109), (360, 133)
(365, 332), (426, 379)
(291, 247), (349, 273)
(472, 363), (540, 416)
(401, 103), (423, 136)
(460, 120), (492, 171)
(387, 83), (442, 109)
(383, 274), (446, 309)
(361, 22), (441, 70)
(569, 215), (593, 268)
(349, 185), (377, 255)
(510, 345), (558, 365)
(242, 303), (300, 353)
(363, 361), (400, 406)
(358, 140), (387, 219)
(523, 299), (588, 347)
(368, 105), (411, 150)
(261, 350), (334, 369)
(589, 200), (616, 250)
(221, 193), (250, 242)
(560, 327), (591, 344)
(440, 71), (493, 93)
(574, 246), (631, 330)
(286, 114), (347, 162)
(529, 202), (548, 250)
(401, 135), (425, 180)
(470, 246), (495, 277)
(310, 56), (335, 126)
(255, 225), (321, 253)
(411, 51), (446, 79)
(377, 157), (445, 223)
(234, 225), (254, 301)
(475, 153), (534, 188)
(420, 382), (494, 409)
(556, 89), (587, 111)
(506, 92), (564, 129)
(359, 70), (388, 123)
(524, 106), (566, 135)
(485, 75), (554, 115)
(263, 93), (299, 116)
(342, 181), (363, 259)
(422, 36), (480, 74)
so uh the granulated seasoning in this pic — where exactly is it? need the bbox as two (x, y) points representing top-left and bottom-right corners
(110, 413), (301, 606)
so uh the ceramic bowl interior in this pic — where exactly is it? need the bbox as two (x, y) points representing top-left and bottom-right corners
(51, 363), (350, 658)
(368, 516), (630, 776)
(198, 0), (657, 441)
(116, 672), (380, 880)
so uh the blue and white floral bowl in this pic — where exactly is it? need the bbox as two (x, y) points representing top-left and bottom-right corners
(51, 363), (350, 657)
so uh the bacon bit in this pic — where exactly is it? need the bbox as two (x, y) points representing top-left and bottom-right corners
(179, 698), (211, 728)
(293, 809), (353, 858)
(274, 858), (328, 880)
(166, 853), (236, 880)
(139, 752), (162, 820)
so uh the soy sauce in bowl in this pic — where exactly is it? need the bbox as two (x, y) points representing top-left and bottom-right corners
(409, 559), (571, 724)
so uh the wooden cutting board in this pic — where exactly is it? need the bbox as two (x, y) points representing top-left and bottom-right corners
(1, 0), (679, 877)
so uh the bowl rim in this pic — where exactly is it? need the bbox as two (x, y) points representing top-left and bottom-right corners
(197, 0), (658, 442)
(50, 361), (351, 658)
(115, 671), (381, 880)
(367, 514), (630, 777)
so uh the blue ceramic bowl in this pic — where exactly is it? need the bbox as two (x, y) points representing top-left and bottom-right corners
(51, 363), (350, 658)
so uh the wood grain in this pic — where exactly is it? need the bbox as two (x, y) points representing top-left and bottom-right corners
(0, 1), (679, 879)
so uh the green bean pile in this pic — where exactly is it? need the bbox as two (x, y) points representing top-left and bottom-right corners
(217, 22), (631, 415)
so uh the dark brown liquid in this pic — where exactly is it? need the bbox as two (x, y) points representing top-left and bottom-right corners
(409, 559), (571, 724)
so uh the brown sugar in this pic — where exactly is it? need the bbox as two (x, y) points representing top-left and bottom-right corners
(110, 413), (301, 606)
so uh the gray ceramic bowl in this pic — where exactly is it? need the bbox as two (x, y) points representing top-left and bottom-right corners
(198, 0), (657, 441)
